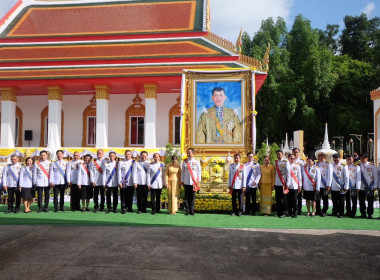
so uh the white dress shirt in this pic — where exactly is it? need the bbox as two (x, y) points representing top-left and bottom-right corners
(19, 166), (34, 188)
(147, 162), (165, 189)
(2, 163), (22, 188)
(66, 160), (82, 185)
(132, 160), (150, 185)
(228, 163), (244, 189)
(118, 159), (134, 187)
(302, 165), (321, 191)
(243, 161), (261, 188)
(102, 160), (118, 187)
(181, 158), (201, 185)
(49, 160), (67, 185)
(274, 159), (290, 186)
(33, 160), (51, 187)
(316, 161), (333, 188)
(331, 163), (349, 191)
(288, 163), (302, 189)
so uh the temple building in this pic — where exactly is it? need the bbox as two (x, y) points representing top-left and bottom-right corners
(0, 0), (268, 156)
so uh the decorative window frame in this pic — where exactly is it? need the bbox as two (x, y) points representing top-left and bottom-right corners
(82, 96), (96, 147)
(168, 95), (181, 146)
(124, 94), (145, 147)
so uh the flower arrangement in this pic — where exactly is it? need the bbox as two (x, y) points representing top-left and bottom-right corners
(212, 164), (222, 173)
(201, 170), (210, 180)
(209, 157), (225, 166)
(212, 177), (223, 183)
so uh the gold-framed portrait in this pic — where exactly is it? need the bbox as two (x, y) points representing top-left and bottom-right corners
(181, 69), (254, 156)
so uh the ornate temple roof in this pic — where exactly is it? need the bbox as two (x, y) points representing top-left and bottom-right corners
(0, 0), (269, 95)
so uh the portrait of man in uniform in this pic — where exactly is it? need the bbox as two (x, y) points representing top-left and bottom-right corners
(195, 83), (243, 144)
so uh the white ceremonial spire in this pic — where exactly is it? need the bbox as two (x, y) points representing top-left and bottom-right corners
(321, 123), (331, 150)
(283, 133), (292, 156)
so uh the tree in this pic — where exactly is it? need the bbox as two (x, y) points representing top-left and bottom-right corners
(340, 13), (380, 63)
(317, 24), (340, 54)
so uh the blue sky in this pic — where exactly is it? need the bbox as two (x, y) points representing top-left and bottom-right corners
(0, 0), (379, 42)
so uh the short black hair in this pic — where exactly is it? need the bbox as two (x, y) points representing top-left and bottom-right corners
(125, 150), (132, 154)
(40, 150), (48, 155)
(84, 154), (92, 159)
(292, 148), (300, 153)
(333, 153), (340, 159)
(246, 151), (254, 156)
(234, 153), (241, 158)
(25, 157), (34, 165)
(276, 150), (284, 154)
(56, 150), (64, 155)
(109, 151), (116, 157)
(187, 148), (195, 154)
(346, 154), (353, 159)
(140, 151), (148, 156)
(360, 153), (369, 159)
(212, 87), (225, 95)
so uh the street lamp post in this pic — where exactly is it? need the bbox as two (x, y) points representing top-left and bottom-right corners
(349, 134), (362, 154)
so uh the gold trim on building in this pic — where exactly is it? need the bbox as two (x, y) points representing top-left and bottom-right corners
(40, 106), (64, 147)
(124, 94), (145, 147)
(47, 86), (64, 101)
(144, 83), (158, 99)
(168, 95), (181, 145)
(0, 87), (18, 102)
(82, 95), (96, 147)
(95, 84), (110, 100)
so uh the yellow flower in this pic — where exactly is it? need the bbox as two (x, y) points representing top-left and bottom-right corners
(213, 164), (222, 173)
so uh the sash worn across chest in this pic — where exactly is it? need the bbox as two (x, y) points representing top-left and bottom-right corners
(275, 160), (286, 186)
(122, 160), (135, 186)
(106, 163), (117, 185)
(137, 161), (148, 173)
(304, 166), (316, 188)
(82, 164), (91, 178)
(94, 160), (103, 174)
(150, 163), (164, 185)
(332, 171), (345, 194)
(7, 165), (19, 184)
(229, 164), (244, 194)
(186, 160), (200, 191)
(54, 161), (66, 179)
(24, 166), (33, 184)
(37, 162), (49, 179)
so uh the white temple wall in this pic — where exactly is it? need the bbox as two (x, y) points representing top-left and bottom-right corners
(374, 98), (380, 165)
(11, 93), (179, 148)
(16, 95), (47, 147)
(156, 93), (179, 147)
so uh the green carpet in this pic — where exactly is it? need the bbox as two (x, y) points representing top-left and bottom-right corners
(0, 203), (379, 230)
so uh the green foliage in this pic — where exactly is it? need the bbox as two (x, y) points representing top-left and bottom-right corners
(164, 143), (182, 165)
(256, 142), (280, 165)
(243, 12), (378, 154)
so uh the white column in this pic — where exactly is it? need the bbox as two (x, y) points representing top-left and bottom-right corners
(0, 87), (17, 148)
(47, 86), (63, 149)
(144, 84), (157, 148)
(371, 89), (380, 166)
(95, 84), (110, 148)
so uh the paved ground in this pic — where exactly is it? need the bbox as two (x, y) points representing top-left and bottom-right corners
(0, 226), (379, 279)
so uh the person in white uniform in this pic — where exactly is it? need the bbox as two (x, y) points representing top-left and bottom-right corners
(49, 150), (67, 212)
(244, 151), (261, 216)
(2, 155), (22, 214)
(147, 153), (165, 215)
(33, 151), (51, 213)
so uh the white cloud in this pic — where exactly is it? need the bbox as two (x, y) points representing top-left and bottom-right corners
(210, 0), (293, 42)
(362, 2), (375, 17)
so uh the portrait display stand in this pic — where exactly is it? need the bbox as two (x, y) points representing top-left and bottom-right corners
(180, 69), (259, 192)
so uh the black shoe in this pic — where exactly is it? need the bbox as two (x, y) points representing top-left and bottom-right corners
(152, 212), (156, 215)
(344, 212), (350, 217)
(185, 211), (189, 216)
(5, 209), (12, 214)
(121, 209), (126, 214)
(85, 208), (90, 212)
(157, 210), (162, 214)
(190, 212), (195, 216)
(94, 209), (98, 213)
(43, 208), (48, 213)
(60, 208), (65, 212)
(113, 209), (117, 213)
(142, 210), (148, 213)
(15, 208), (19, 214)
(291, 215), (297, 218)
(54, 208), (58, 212)
(37, 208), (42, 213)
(138, 211), (142, 214)
(338, 215), (343, 218)
(127, 210), (133, 213)
(100, 208), (105, 212)
(279, 215), (286, 218)
(106, 209), (110, 214)
(377, 217), (380, 220)
(81, 209), (85, 212)
(321, 213), (326, 217)
(252, 213), (256, 216)
(368, 215), (373, 219)
(297, 211), (302, 215)
(350, 215), (356, 218)
(360, 214), (367, 218)
(237, 212), (242, 217)
(315, 211), (321, 215)
(329, 213), (337, 217)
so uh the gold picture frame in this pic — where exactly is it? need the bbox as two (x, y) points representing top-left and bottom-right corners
(182, 69), (253, 156)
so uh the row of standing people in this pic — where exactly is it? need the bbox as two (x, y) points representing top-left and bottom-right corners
(227, 148), (379, 219)
(1, 149), (188, 215)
